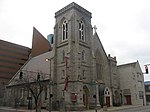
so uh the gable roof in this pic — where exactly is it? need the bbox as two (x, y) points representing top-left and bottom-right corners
(93, 32), (108, 59)
(118, 61), (137, 67)
(117, 61), (143, 74)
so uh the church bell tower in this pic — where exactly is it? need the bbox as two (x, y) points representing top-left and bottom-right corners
(53, 2), (95, 110)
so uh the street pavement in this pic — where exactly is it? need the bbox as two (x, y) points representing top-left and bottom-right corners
(0, 105), (150, 112)
(108, 105), (150, 112)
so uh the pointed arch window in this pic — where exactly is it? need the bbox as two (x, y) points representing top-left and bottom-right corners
(62, 20), (68, 41)
(79, 21), (85, 41)
(83, 70), (85, 77)
(96, 63), (102, 80)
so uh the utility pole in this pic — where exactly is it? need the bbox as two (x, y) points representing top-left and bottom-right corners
(46, 58), (52, 112)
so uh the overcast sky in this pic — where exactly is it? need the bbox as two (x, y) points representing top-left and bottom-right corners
(0, 0), (150, 81)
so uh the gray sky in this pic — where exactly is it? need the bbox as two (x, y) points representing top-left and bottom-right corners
(0, 0), (150, 81)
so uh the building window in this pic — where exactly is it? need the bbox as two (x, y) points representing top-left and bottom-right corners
(62, 50), (65, 61)
(81, 50), (85, 60)
(135, 93), (137, 100)
(47, 34), (54, 45)
(19, 88), (24, 99)
(133, 74), (135, 80)
(62, 70), (65, 79)
(45, 86), (47, 100)
(134, 85), (136, 90)
(105, 88), (110, 95)
(83, 70), (85, 77)
(96, 63), (102, 80)
(62, 20), (68, 41)
(51, 37), (54, 44)
(62, 90), (65, 97)
(138, 81), (142, 88)
(82, 70), (85, 79)
(139, 91), (143, 99)
(79, 21), (85, 41)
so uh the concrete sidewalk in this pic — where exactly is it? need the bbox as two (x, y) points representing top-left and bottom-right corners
(0, 105), (143, 112)
(106, 105), (143, 112)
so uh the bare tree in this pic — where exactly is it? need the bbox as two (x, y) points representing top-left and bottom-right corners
(13, 70), (49, 112)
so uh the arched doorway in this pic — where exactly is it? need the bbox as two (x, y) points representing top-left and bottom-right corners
(104, 87), (112, 107)
(83, 85), (89, 109)
(114, 90), (120, 106)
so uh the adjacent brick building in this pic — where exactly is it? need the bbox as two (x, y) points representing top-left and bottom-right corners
(0, 40), (31, 84)
(0, 40), (31, 104)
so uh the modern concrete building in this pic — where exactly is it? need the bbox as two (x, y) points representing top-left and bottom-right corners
(5, 2), (146, 111)
(118, 61), (146, 106)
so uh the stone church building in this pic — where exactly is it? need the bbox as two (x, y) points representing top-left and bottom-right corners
(6, 2), (145, 111)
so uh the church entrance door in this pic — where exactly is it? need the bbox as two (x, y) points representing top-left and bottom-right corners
(106, 96), (110, 107)
(104, 87), (112, 107)
(125, 95), (132, 105)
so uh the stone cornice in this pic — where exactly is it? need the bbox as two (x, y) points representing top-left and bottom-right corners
(55, 2), (92, 18)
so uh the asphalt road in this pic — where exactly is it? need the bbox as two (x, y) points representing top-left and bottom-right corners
(113, 105), (150, 112)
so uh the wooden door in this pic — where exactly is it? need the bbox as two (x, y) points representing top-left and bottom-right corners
(106, 96), (110, 107)
(126, 95), (131, 105)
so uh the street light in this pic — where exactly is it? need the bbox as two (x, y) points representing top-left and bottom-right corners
(46, 58), (52, 112)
